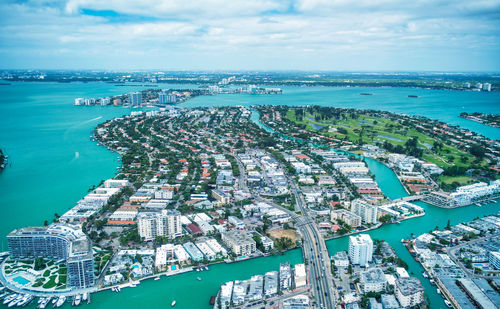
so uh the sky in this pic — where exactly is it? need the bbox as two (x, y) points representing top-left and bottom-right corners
(0, 0), (499, 71)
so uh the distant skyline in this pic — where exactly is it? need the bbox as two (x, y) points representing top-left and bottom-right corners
(1, 0), (500, 71)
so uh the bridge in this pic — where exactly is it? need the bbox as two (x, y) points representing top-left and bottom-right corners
(388, 194), (426, 203)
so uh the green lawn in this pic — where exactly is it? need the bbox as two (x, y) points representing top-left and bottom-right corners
(439, 175), (475, 185)
(286, 109), (480, 169)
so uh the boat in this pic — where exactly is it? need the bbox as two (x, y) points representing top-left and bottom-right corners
(55, 296), (66, 308)
(408, 95), (418, 98)
(3, 294), (17, 305)
(444, 300), (453, 308)
(196, 268), (200, 272)
(74, 294), (81, 306)
(171, 301), (176, 307)
(51, 298), (57, 305)
(154, 276), (160, 281)
(437, 288), (441, 294)
(82, 293), (88, 302)
(204, 266), (209, 271)
(39, 298), (51, 309)
(429, 279), (436, 285)
(422, 271), (429, 278)
(197, 277), (202, 281)
(360, 93), (373, 96)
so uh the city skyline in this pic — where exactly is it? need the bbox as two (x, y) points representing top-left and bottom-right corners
(1, 0), (500, 71)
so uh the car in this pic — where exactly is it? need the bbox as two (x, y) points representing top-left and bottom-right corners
(324, 292), (328, 297)
(349, 283), (355, 290)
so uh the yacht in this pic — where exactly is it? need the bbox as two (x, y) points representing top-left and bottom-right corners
(204, 266), (209, 271)
(82, 293), (88, 302)
(154, 276), (160, 281)
(429, 279), (436, 285)
(55, 296), (66, 308)
(197, 277), (202, 281)
(171, 301), (176, 307)
(74, 294), (81, 306)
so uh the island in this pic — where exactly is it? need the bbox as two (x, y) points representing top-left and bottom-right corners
(1, 105), (498, 309)
(460, 112), (500, 128)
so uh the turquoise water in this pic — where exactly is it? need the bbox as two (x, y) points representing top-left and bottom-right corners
(1, 82), (499, 308)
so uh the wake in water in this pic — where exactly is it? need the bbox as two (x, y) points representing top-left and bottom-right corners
(63, 116), (103, 141)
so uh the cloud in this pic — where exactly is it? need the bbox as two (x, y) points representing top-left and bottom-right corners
(0, 0), (499, 70)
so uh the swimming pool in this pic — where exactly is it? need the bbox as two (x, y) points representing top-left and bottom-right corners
(12, 276), (30, 286)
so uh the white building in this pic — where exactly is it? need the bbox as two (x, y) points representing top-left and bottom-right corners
(359, 268), (387, 293)
(137, 209), (182, 241)
(351, 200), (378, 224)
(489, 251), (500, 270)
(294, 264), (307, 288)
(333, 251), (350, 267)
(349, 234), (373, 266)
(395, 277), (424, 307)
(331, 209), (362, 228)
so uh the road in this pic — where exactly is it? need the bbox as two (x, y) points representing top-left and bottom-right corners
(233, 154), (337, 308)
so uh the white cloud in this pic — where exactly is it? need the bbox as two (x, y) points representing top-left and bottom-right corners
(0, 0), (499, 70)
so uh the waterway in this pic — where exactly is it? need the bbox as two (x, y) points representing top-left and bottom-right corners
(0, 82), (499, 308)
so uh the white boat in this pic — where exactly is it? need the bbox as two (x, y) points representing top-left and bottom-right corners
(74, 294), (81, 306)
(437, 288), (441, 294)
(171, 301), (176, 307)
(154, 276), (160, 281)
(3, 294), (17, 304)
(196, 268), (200, 272)
(51, 298), (57, 304)
(444, 300), (453, 308)
(204, 266), (209, 271)
(55, 296), (66, 307)
(197, 277), (202, 281)
(430, 279), (436, 285)
(82, 293), (88, 302)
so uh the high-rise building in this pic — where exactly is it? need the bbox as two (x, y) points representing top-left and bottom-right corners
(159, 92), (177, 105)
(351, 199), (378, 224)
(129, 92), (142, 106)
(483, 83), (492, 91)
(349, 234), (373, 266)
(137, 209), (182, 241)
(74, 98), (84, 106)
(7, 224), (95, 288)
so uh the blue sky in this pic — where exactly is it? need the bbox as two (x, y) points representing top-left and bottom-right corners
(0, 0), (499, 71)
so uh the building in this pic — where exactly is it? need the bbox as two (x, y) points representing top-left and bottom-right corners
(331, 209), (362, 228)
(359, 268), (387, 293)
(137, 209), (182, 241)
(129, 92), (142, 106)
(158, 92), (177, 105)
(351, 199), (378, 224)
(221, 230), (256, 256)
(489, 251), (500, 270)
(264, 271), (278, 296)
(349, 234), (373, 266)
(395, 277), (425, 307)
(7, 224), (95, 288)
(483, 83), (492, 91)
(182, 242), (204, 262)
(280, 262), (292, 291)
(212, 189), (230, 205)
(333, 251), (350, 267)
(294, 264), (307, 288)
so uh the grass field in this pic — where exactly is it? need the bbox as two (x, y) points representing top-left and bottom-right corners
(286, 109), (479, 169)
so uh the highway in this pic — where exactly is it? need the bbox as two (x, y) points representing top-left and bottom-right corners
(233, 154), (337, 308)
